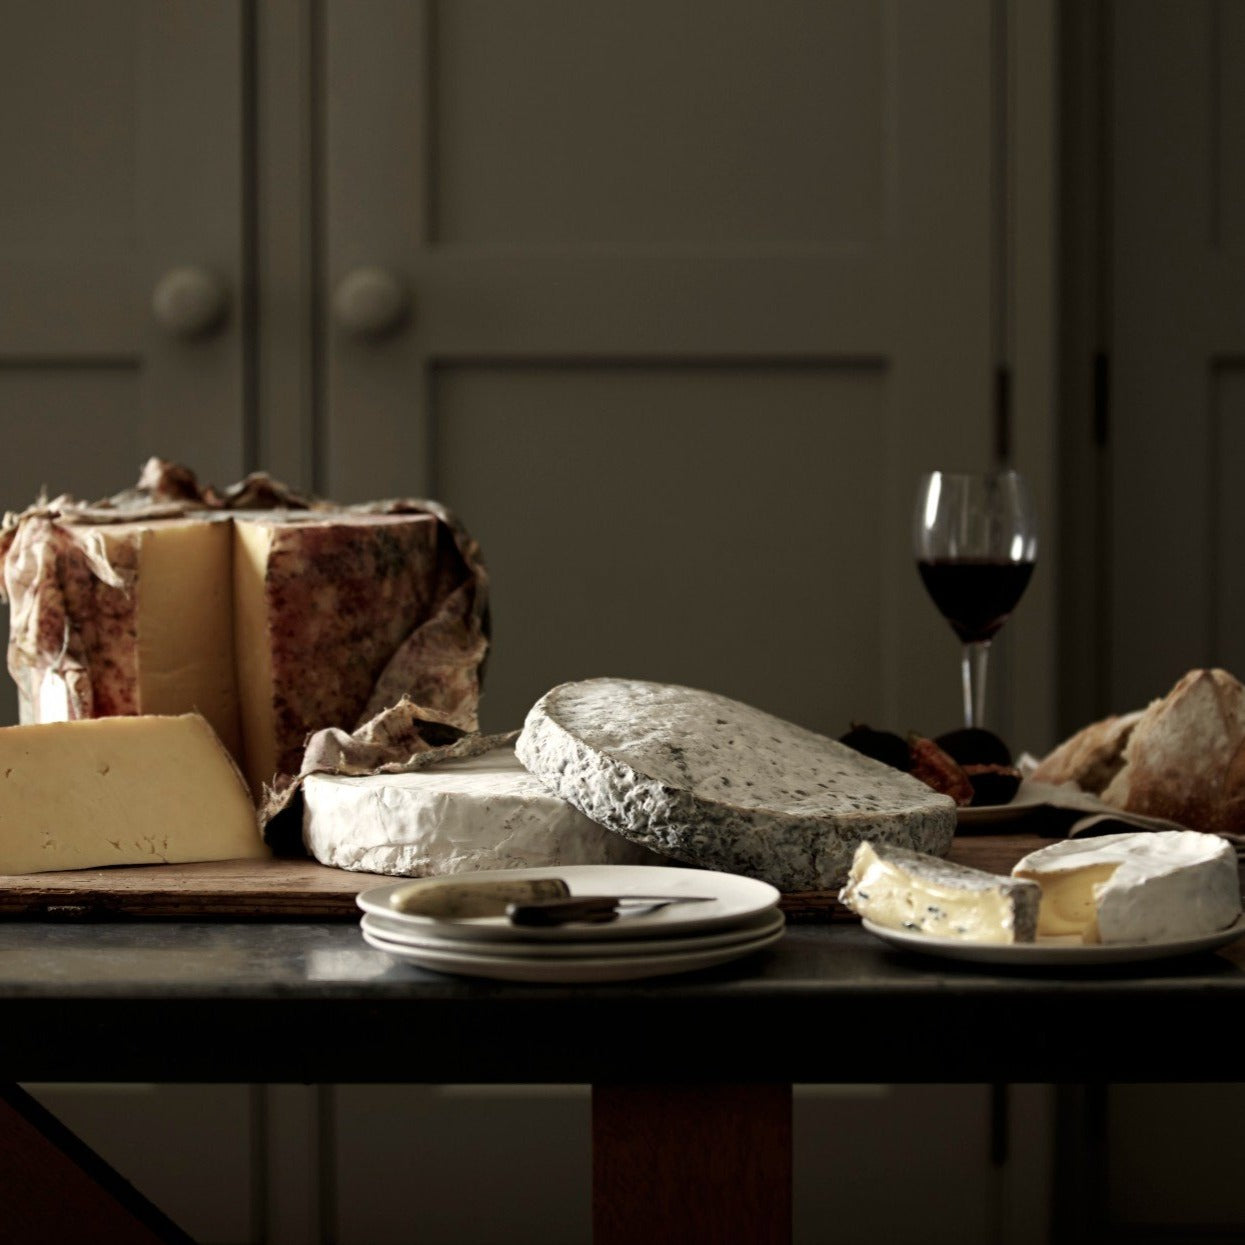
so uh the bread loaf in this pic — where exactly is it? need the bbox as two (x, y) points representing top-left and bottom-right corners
(1100, 669), (1245, 836)
(1029, 710), (1144, 793)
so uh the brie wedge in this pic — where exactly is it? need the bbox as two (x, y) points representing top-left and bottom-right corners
(839, 842), (1040, 944)
(1011, 830), (1241, 944)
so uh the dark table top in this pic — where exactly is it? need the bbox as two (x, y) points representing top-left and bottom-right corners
(1, 921), (1242, 1084)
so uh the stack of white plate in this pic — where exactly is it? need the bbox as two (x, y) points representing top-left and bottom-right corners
(356, 865), (784, 983)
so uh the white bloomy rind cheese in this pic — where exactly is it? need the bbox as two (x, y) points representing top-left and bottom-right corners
(302, 744), (665, 876)
(839, 841), (1040, 944)
(0, 713), (265, 875)
(1011, 830), (1241, 944)
(515, 678), (957, 892)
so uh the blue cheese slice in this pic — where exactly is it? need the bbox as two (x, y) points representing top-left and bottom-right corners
(1011, 830), (1241, 944)
(839, 841), (1040, 943)
(302, 744), (664, 876)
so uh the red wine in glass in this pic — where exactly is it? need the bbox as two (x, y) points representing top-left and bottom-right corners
(916, 558), (1036, 645)
(913, 472), (1038, 728)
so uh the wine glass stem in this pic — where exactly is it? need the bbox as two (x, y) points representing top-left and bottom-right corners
(961, 641), (990, 728)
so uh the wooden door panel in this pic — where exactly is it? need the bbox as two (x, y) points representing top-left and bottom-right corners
(431, 0), (884, 247)
(1216, 1), (1245, 248)
(0, 2), (248, 728)
(0, 3), (139, 252)
(333, 1085), (591, 1245)
(1106, 1084), (1245, 1230)
(0, 370), (145, 727)
(1111, 0), (1245, 707)
(1212, 365), (1245, 676)
(0, 370), (144, 506)
(436, 364), (886, 733)
(25, 1083), (259, 1245)
(325, 0), (999, 734)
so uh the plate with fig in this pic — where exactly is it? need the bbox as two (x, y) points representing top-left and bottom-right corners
(839, 724), (1025, 824)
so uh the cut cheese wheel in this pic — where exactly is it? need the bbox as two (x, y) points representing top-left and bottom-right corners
(516, 678), (957, 891)
(13, 517), (240, 757)
(233, 512), (453, 795)
(1011, 829), (1241, 944)
(5, 488), (487, 803)
(302, 744), (665, 876)
(0, 713), (264, 874)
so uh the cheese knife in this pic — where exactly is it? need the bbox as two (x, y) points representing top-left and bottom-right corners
(506, 895), (714, 927)
(390, 877), (713, 924)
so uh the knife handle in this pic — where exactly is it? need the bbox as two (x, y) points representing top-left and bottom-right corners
(507, 896), (620, 927)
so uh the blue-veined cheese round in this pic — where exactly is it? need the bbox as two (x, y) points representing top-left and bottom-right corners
(301, 744), (664, 876)
(516, 678), (957, 892)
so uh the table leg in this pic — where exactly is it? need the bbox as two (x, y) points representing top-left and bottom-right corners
(592, 1083), (792, 1245)
(0, 1082), (193, 1245)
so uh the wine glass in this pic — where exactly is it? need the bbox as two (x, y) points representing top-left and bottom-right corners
(913, 470), (1038, 729)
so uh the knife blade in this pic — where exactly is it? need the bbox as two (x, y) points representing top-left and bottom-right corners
(506, 894), (714, 927)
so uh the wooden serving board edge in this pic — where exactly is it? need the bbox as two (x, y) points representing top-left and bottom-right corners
(0, 836), (1056, 922)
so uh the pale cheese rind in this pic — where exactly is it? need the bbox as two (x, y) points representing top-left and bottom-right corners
(839, 841), (1040, 943)
(516, 679), (957, 891)
(1011, 830), (1241, 944)
(302, 744), (664, 876)
(0, 713), (264, 875)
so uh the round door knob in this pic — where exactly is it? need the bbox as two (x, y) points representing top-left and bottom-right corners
(151, 267), (229, 339)
(332, 267), (410, 338)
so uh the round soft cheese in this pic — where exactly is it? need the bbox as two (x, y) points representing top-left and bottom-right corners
(515, 678), (957, 892)
(1012, 829), (1241, 944)
(302, 744), (665, 876)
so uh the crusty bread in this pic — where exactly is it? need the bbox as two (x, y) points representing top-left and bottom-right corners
(1030, 709), (1145, 793)
(1100, 669), (1245, 835)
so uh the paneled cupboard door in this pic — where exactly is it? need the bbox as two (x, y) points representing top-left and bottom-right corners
(322, 0), (998, 737)
(1110, 0), (1245, 707)
(0, 1), (249, 727)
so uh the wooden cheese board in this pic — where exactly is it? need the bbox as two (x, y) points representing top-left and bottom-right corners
(0, 835), (1053, 922)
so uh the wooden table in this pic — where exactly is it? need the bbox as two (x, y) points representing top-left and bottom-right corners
(2, 914), (1244, 1243)
(2, 833), (1243, 1243)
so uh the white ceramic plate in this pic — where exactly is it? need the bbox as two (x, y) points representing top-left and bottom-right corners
(955, 802), (1035, 826)
(360, 907), (785, 959)
(356, 865), (780, 944)
(956, 780), (1116, 827)
(861, 914), (1245, 966)
(360, 921), (786, 983)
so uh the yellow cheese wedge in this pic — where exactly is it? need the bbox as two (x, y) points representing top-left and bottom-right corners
(126, 519), (241, 757)
(0, 713), (265, 874)
(21, 517), (241, 759)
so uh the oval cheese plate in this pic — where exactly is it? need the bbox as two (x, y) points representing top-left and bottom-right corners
(356, 865), (780, 943)
(861, 914), (1245, 965)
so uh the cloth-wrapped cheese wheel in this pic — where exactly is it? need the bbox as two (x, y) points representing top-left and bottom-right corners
(0, 459), (489, 799)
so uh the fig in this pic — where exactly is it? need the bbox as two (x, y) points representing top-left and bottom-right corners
(934, 727), (1012, 768)
(963, 763), (1022, 807)
(839, 724), (911, 772)
(908, 735), (974, 806)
